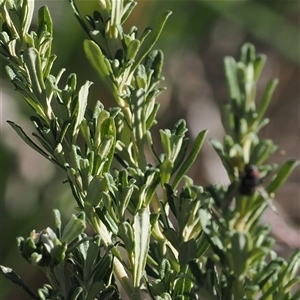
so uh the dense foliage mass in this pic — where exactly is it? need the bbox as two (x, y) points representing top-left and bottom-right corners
(0, 0), (299, 299)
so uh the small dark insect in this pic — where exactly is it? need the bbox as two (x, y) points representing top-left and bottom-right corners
(239, 164), (280, 214)
(239, 164), (260, 196)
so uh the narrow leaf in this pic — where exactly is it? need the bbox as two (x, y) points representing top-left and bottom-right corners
(163, 228), (180, 250)
(256, 79), (278, 122)
(83, 40), (117, 94)
(69, 0), (92, 38)
(0, 265), (38, 299)
(253, 54), (266, 81)
(126, 39), (140, 60)
(37, 5), (53, 36)
(172, 130), (207, 189)
(61, 213), (86, 244)
(130, 89), (146, 161)
(118, 222), (134, 254)
(172, 138), (189, 175)
(179, 240), (197, 267)
(131, 11), (172, 73)
(36, 5), (53, 57)
(7, 121), (58, 164)
(266, 160), (299, 194)
(224, 56), (240, 103)
(53, 209), (62, 238)
(69, 287), (83, 300)
(85, 176), (103, 207)
(100, 118), (116, 172)
(240, 43), (255, 64)
(22, 0), (35, 36)
(23, 48), (46, 101)
(86, 282), (105, 300)
(133, 208), (150, 287)
(72, 81), (92, 137)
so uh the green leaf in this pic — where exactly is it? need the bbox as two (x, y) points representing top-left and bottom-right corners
(160, 129), (171, 158)
(223, 135), (234, 153)
(142, 168), (160, 207)
(160, 158), (173, 185)
(179, 240), (197, 267)
(146, 103), (160, 131)
(135, 65), (147, 89)
(131, 11), (172, 73)
(259, 251), (300, 300)
(209, 138), (224, 156)
(100, 117), (116, 172)
(146, 49), (164, 79)
(0, 265), (38, 299)
(7, 121), (62, 167)
(72, 81), (92, 138)
(172, 138), (189, 175)
(189, 260), (204, 285)
(224, 56), (240, 104)
(240, 42), (255, 64)
(159, 258), (172, 280)
(247, 247), (268, 267)
(83, 39), (117, 95)
(285, 249), (300, 282)
(230, 232), (252, 277)
(157, 293), (172, 300)
(253, 55), (266, 81)
(69, 0), (103, 44)
(130, 88), (146, 155)
(163, 228), (180, 250)
(209, 139), (235, 178)
(133, 207), (150, 287)
(98, 136), (114, 159)
(119, 182), (135, 217)
(86, 281), (105, 300)
(36, 5), (53, 57)
(174, 267), (193, 297)
(95, 205), (119, 236)
(84, 237), (101, 280)
(69, 287), (83, 300)
(221, 104), (235, 135)
(121, 1), (137, 24)
(249, 139), (277, 165)
(23, 48), (46, 103)
(118, 222), (134, 254)
(94, 109), (110, 150)
(256, 79), (278, 123)
(61, 213), (86, 244)
(21, 0), (35, 37)
(252, 260), (282, 287)
(42, 48), (55, 72)
(196, 234), (210, 259)
(266, 160), (299, 194)
(85, 176), (103, 207)
(172, 130), (207, 189)
(126, 39), (140, 60)
(53, 209), (62, 239)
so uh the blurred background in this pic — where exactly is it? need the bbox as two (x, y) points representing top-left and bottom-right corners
(1, 0), (299, 298)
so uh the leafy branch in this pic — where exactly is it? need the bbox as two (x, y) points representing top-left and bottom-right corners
(0, 0), (299, 299)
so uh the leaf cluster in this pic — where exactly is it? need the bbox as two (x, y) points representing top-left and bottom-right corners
(0, 1), (299, 300)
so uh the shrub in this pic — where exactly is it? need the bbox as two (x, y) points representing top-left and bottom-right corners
(0, 0), (299, 299)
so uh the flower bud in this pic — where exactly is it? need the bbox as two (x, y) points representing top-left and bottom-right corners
(17, 228), (67, 267)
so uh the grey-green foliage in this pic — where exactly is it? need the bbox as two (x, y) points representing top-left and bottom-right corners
(0, 0), (299, 300)
(192, 44), (300, 300)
